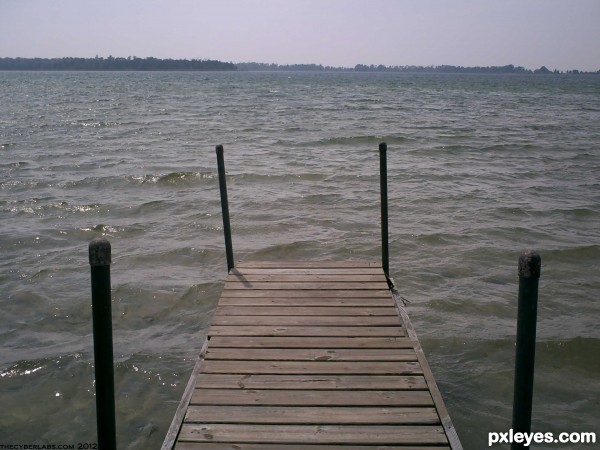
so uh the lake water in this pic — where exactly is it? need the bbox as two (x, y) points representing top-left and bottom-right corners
(1, 71), (599, 448)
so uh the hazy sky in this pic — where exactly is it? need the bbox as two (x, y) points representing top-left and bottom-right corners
(2, 0), (599, 71)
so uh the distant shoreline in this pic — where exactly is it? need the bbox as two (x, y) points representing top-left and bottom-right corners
(1, 57), (598, 74)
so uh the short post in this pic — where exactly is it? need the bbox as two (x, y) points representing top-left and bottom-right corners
(89, 237), (117, 450)
(511, 250), (541, 449)
(216, 144), (234, 272)
(379, 142), (389, 277)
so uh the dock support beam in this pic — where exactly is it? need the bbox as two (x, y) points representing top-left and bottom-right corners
(511, 250), (541, 449)
(89, 237), (117, 450)
(216, 144), (234, 272)
(379, 142), (390, 279)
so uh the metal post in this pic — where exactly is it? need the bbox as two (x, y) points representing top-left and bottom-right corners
(511, 250), (541, 449)
(216, 144), (234, 272)
(379, 142), (389, 277)
(89, 237), (117, 450)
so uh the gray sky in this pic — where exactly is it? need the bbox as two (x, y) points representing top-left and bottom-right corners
(1, 0), (599, 71)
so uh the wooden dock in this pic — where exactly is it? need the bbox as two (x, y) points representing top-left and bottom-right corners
(163, 260), (461, 449)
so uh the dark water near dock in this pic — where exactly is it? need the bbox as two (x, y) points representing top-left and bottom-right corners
(1, 71), (599, 448)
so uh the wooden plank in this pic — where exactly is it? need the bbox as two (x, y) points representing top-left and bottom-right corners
(208, 326), (405, 337)
(176, 445), (449, 450)
(210, 315), (401, 326)
(223, 281), (389, 290)
(220, 289), (391, 298)
(201, 360), (422, 375)
(217, 297), (393, 307)
(237, 261), (381, 268)
(214, 306), (398, 316)
(177, 424), (447, 445)
(190, 389), (433, 406)
(227, 273), (387, 282)
(208, 336), (413, 348)
(205, 348), (417, 362)
(176, 444), (449, 450)
(232, 267), (385, 275)
(185, 405), (440, 424)
(195, 374), (428, 390)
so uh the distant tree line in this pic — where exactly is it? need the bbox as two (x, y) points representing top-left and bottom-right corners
(237, 62), (598, 74)
(353, 63), (534, 73)
(0, 56), (236, 71)
(1, 57), (597, 74)
(236, 62), (336, 71)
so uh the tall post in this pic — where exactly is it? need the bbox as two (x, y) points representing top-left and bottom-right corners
(89, 237), (117, 450)
(379, 142), (389, 277)
(511, 250), (541, 449)
(216, 144), (234, 272)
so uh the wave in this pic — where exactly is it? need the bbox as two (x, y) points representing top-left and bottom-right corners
(2, 198), (101, 216)
(81, 223), (145, 235)
(542, 245), (600, 263)
(69, 119), (119, 128)
(0, 353), (84, 379)
(305, 135), (411, 147)
(536, 337), (600, 374)
(127, 171), (215, 186)
(231, 172), (325, 183)
(157, 171), (214, 185)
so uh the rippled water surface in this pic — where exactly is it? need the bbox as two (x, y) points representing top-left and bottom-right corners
(1, 71), (599, 448)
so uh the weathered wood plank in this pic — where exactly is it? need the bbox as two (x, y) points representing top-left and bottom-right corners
(237, 261), (381, 268)
(223, 281), (390, 290)
(194, 374), (428, 390)
(176, 445), (449, 450)
(185, 405), (440, 424)
(217, 297), (393, 307)
(211, 315), (401, 326)
(201, 360), (422, 375)
(231, 267), (385, 275)
(208, 326), (405, 337)
(176, 444), (449, 450)
(214, 306), (398, 316)
(177, 424), (447, 445)
(220, 289), (391, 298)
(208, 336), (412, 348)
(205, 348), (417, 362)
(227, 273), (388, 282)
(190, 389), (434, 406)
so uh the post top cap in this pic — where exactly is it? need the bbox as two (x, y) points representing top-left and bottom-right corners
(89, 237), (111, 266)
(518, 250), (541, 279)
(216, 144), (224, 153)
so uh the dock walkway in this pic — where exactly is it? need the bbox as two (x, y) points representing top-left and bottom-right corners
(163, 260), (460, 449)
